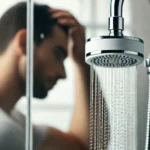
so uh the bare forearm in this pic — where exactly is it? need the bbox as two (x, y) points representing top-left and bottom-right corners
(69, 62), (90, 147)
(35, 127), (87, 150)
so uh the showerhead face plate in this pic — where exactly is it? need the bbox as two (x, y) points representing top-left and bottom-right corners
(85, 36), (144, 68)
(87, 51), (143, 68)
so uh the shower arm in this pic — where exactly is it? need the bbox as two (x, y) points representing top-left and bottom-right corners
(109, 0), (124, 36)
(111, 0), (124, 16)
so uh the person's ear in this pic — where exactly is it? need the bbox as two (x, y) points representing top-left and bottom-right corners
(14, 29), (27, 56)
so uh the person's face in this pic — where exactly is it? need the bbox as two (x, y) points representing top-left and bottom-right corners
(33, 25), (68, 99)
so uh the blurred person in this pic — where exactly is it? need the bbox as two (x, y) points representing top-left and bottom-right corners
(0, 2), (90, 150)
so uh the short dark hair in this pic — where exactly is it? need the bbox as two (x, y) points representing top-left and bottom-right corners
(0, 2), (69, 52)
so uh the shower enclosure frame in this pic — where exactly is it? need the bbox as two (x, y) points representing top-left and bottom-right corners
(26, 0), (34, 150)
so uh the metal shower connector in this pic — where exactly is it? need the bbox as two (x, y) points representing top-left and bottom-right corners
(109, 0), (124, 36)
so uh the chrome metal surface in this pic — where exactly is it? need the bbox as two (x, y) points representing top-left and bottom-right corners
(87, 36), (144, 43)
(26, 1), (34, 150)
(145, 59), (150, 68)
(109, 0), (125, 36)
(86, 51), (143, 68)
(110, 0), (124, 16)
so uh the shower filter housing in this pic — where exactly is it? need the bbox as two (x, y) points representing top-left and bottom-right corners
(85, 36), (144, 68)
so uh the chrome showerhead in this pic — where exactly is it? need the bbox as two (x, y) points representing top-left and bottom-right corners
(85, 0), (144, 68)
(86, 36), (144, 68)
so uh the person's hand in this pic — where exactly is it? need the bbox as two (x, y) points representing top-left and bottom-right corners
(50, 9), (86, 66)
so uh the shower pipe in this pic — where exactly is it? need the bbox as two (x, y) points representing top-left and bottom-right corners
(145, 59), (150, 150)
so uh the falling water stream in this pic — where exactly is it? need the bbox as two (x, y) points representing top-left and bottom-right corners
(89, 66), (137, 150)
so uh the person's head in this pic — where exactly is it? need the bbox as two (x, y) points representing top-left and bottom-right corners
(0, 2), (69, 99)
